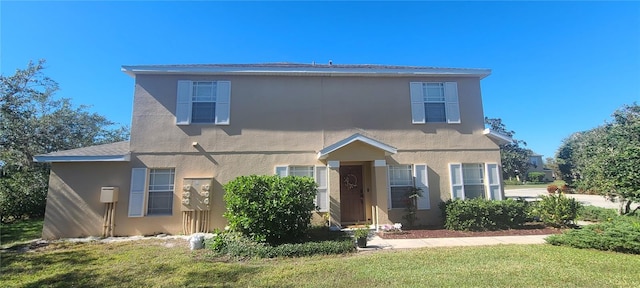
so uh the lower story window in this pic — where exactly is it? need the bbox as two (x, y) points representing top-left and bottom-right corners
(389, 165), (413, 209)
(148, 168), (175, 215)
(462, 164), (485, 199)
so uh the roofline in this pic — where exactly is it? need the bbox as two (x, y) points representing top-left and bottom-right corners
(483, 129), (514, 145)
(121, 65), (491, 79)
(33, 154), (131, 163)
(318, 133), (397, 160)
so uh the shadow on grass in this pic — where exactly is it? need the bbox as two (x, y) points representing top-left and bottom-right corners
(0, 218), (43, 245)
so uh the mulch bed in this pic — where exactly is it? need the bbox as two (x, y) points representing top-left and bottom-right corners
(378, 223), (565, 239)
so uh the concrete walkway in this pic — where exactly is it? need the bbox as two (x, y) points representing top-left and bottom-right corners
(360, 234), (550, 251)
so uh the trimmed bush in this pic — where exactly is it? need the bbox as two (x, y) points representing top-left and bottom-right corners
(439, 199), (529, 231)
(546, 217), (640, 254)
(223, 175), (317, 245)
(206, 232), (355, 258)
(532, 194), (582, 227)
(546, 184), (558, 194)
(504, 179), (522, 186)
(528, 172), (545, 183)
(578, 206), (618, 222)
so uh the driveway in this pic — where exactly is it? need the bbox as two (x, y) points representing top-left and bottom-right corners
(505, 188), (638, 211)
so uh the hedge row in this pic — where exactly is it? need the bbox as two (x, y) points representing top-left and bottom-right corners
(206, 232), (355, 258)
(439, 198), (530, 231)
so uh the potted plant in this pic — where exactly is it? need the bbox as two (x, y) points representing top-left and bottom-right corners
(354, 227), (369, 248)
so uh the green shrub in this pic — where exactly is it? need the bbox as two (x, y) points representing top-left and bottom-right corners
(223, 175), (317, 245)
(439, 199), (529, 231)
(578, 206), (618, 222)
(532, 194), (582, 227)
(206, 231), (355, 258)
(546, 217), (640, 254)
(528, 172), (545, 183)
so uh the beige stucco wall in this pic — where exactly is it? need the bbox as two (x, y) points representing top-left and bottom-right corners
(44, 72), (503, 238)
(42, 162), (131, 239)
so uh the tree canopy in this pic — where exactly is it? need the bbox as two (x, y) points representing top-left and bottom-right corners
(556, 103), (640, 214)
(0, 60), (129, 222)
(485, 117), (533, 181)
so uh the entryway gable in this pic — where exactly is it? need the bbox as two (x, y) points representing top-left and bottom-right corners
(318, 133), (397, 161)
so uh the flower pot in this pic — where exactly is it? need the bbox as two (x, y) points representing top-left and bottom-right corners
(356, 237), (367, 248)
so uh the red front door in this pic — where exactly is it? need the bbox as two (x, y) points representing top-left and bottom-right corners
(339, 165), (365, 223)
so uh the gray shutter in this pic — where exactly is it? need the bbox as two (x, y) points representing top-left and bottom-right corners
(315, 166), (328, 212)
(128, 168), (147, 217)
(414, 164), (430, 209)
(449, 163), (464, 199)
(176, 81), (192, 125)
(215, 81), (231, 125)
(486, 163), (502, 200)
(410, 82), (425, 124)
(444, 82), (460, 124)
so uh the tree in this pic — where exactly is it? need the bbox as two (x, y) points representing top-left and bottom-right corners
(0, 60), (129, 222)
(555, 104), (640, 214)
(485, 117), (532, 181)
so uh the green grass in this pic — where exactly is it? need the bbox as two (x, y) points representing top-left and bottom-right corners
(505, 180), (565, 190)
(0, 218), (43, 247)
(2, 240), (640, 287)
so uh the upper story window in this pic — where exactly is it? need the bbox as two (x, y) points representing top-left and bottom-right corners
(410, 82), (460, 124)
(176, 80), (231, 125)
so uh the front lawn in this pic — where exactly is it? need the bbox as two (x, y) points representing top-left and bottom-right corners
(2, 240), (640, 287)
(505, 180), (565, 190)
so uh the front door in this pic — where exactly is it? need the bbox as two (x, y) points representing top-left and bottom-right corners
(339, 165), (365, 223)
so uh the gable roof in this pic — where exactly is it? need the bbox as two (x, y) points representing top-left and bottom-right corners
(317, 133), (397, 160)
(33, 141), (131, 163)
(122, 63), (491, 79)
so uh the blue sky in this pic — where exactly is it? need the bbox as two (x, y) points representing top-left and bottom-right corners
(2, 1), (639, 159)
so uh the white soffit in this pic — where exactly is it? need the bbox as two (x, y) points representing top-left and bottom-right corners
(483, 128), (513, 145)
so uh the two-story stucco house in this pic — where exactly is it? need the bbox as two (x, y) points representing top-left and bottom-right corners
(35, 63), (511, 239)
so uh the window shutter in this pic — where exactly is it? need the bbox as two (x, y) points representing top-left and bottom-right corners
(315, 166), (328, 212)
(275, 166), (289, 177)
(215, 81), (231, 125)
(176, 80), (192, 125)
(449, 163), (465, 199)
(444, 82), (460, 124)
(128, 168), (147, 217)
(410, 82), (425, 124)
(414, 164), (430, 210)
(485, 163), (502, 200)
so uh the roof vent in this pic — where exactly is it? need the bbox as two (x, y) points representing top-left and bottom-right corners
(329, 60), (333, 65)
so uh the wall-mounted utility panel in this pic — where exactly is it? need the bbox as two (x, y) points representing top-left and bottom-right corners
(181, 178), (213, 211)
(100, 187), (119, 203)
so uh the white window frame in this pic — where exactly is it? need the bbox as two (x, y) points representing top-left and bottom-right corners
(176, 80), (231, 125)
(449, 163), (502, 200)
(387, 164), (430, 210)
(274, 165), (329, 212)
(147, 168), (175, 216)
(410, 81), (460, 124)
(128, 167), (176, 218)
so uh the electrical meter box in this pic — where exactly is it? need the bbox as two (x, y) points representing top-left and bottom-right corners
(100, 187), (119, 203)
(181, 178), (213, 211)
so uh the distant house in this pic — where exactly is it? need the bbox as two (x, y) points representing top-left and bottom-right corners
(526, 153), (554, 182)
(35, 63), (511, 239)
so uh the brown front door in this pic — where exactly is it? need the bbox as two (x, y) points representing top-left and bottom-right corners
(339, 165), (365, 223)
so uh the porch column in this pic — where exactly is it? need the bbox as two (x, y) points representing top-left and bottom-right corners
(327, 161), (341, 225)
(373, 160), (390, 226)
